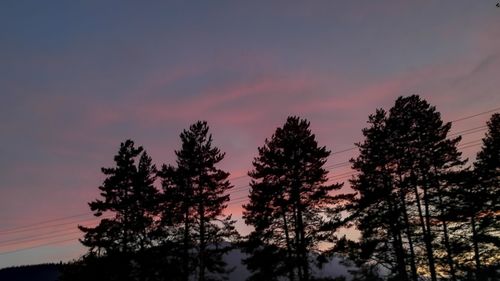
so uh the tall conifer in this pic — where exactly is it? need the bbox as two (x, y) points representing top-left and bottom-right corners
(158, 121), (237, 281)
(350, 95), (464, 281)
(78, 140), (159, 280)
(243, 116), (344, 281)
(453, 113), (500, 279)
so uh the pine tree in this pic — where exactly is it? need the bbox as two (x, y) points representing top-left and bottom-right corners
(473, 113), (500, 259)
(242, 234), (289, 281)
(385, 95), (463, 281)
(78, 140), (159, 280)
(243, 116), (344, 281)
(158, 121), (238, 281)
(453, 113), (500, 280)
(350, 96), (464, 281)
(350, 108), (415, 281)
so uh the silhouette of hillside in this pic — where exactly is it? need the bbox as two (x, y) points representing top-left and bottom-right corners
(0, 263), (61, 281)
(224, 248), (351, 281)
(0, 249), (351, 281)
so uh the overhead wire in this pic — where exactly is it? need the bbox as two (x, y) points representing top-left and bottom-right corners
(4, 107), (494, 235)
(0, 137), (487, 241)
(0, 237), (80, 256)
(1, 138), (482, 253)
(450, 106), (500, 122)
(0, 140), (488, 247)
(0, 230), (83, 248)
(1, 106), (497, 255)
(0, 215), (113, 235)
(0, 213), (92, 234)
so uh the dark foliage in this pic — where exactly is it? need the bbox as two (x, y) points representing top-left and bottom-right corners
(79, 140), (159, 256)
(158, 121), (238, 281)
(56, 96), (498, 281)
(243, 116), (350, 281)
(60, 140), (165, 281)
(0, 264), (61, 281)
(348, 95), (470, 281)
(446, 113), (500, 280)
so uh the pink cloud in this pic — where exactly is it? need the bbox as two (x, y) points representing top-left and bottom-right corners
(129, 74), (318, 126)
(8, 25), (498, 247)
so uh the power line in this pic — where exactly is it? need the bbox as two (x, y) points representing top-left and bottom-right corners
(228, 140), (486, 205)
(0, 221), (105, 245)
(225, 125), (487, 194)
(2, 137), (485, 240)
(460, 143), (484, 150)
(0, 194), (253, 244)
(2, 134), (484, 237)
(325, 161), (351, 169)
(18, 115), (492, 234)
(228, 198), (249, 206)
(459, 139), (484, 146)
(239, 139), (486, 193)
(0, 230), (82, 248)
(0, 237), (80, 256)
(2, 107), (495, 252)
(228, 160), (352, 193)
(314, 107), (497, 159)
(0, 213), (93, 233)
(331, 147), (357, 155)
(228, 174), (367, 207)
(449, 125), (487, 137)
(0, 142), (486, 255)
(450, 106), (500, 122)
(228, 173), (250, 182)
(0, 215), (112, 235)
(225, 117), (492, 186)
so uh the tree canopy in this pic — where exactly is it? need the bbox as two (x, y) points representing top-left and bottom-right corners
(243, 116), (347, 281)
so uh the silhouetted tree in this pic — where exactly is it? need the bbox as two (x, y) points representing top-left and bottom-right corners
(76, 140), (159, 280)
(158, 121), (238, 281)
(349, 108), (412, 281)
(386, 95), (463, 281)
(242, 235), (289, 281)
(472, 113), (500, 263)
(350, 96), (464, 281)
(449, 114), (500, 280)
(243, 116), (344, 281)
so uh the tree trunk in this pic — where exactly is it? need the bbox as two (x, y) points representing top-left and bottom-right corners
(437, 192), (457, 281)
(183, 209), (190, 281)
(282, 211), (296, 281)
(422, 184), (438, 281)
(471, 215), (482, 280)
(441, 219), (457, 281)
(296, 205), (309, 281)
(293, 206), (303, 281)
(413, 184), (437, 281)
(398, 174), (418, 281)
(291, 174), (308, 281)
(198, 205), (206, 281)
(387, 197), (409, 281)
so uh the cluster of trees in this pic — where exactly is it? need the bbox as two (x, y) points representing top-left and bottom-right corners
(60, 95), (499, 281)
(61, 122), (237, 281)
(340, 96), (499, 281)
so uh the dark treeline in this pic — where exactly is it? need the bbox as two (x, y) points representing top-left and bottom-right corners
(335, 96), (499, 281)
(0, 263), (61, 281)
(60, 95), (499, 281)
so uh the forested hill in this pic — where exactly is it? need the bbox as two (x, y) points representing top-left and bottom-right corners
(0, 264), (61, 281)
(0, 251), (351, 281)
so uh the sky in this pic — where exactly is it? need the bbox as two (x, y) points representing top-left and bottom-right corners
(1, 1), (500, 269)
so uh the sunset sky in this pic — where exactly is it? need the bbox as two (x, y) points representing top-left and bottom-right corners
(1, 1), (500, 268)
